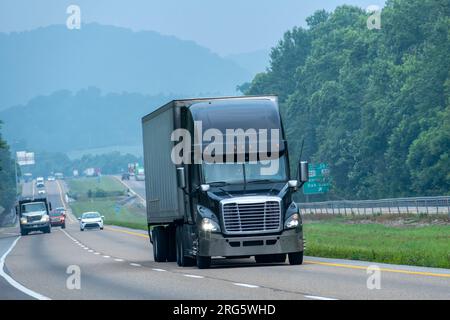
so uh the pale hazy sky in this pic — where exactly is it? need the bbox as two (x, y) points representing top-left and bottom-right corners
(0, 0), (385, 55)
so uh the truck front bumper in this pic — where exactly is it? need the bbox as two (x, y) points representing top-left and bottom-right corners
(198, 228), (303, 257)
(21, 222), (50, 230)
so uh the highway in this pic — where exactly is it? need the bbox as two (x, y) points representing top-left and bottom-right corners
(0, 179), (449, 300)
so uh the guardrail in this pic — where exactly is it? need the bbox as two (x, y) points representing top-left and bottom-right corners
(298, 196), (450, 215)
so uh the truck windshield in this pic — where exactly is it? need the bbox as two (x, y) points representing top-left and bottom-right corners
(22, 202), (46, 213)
(202, 155), (288, 184)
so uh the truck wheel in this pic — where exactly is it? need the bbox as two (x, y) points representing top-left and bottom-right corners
(62, 223), (66, 229)
(176, 225), (195, 267)
(196, 255), (211, 269)
(20, 229), (27, 236)
(166, 225), (177, 262)
(288, 251), (303, 265)
(152, 226), (168, 262)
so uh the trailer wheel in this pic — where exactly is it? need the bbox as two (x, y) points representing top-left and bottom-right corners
(176, 225), (195, 267)
(288, 251), (303, 265)
(152, 226), (168, 262)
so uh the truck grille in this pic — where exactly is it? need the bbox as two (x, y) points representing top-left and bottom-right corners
(27, 215), (41, 223)
(222, 200), (281, 234)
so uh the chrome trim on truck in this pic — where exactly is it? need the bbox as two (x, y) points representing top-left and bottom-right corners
(220, 196), (282, 235)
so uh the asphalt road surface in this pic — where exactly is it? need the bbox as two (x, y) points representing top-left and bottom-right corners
(0, 179), (449, 300)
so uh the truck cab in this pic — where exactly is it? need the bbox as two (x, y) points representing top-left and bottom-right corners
(142, 96), (309, 269)
(17, 198), (52, 235)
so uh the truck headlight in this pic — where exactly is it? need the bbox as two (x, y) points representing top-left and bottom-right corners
(285, 213), (300, 229)
(41, 215), (49, 222)
(20, 217), (27, 224)
(201, 218), (220, 232)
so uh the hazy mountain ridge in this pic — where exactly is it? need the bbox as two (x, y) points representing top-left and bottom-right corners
(0, 23), (251, 109)
(0, 88), (171, 153)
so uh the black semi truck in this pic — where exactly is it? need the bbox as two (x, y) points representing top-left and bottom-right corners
(142, 96), (309, 269)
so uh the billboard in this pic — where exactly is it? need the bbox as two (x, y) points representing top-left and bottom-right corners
(16, 151), (35, 166)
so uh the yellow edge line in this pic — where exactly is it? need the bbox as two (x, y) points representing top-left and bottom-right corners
(304, 260), (450, 278)
(104, 226), (149, 239)
(101, 225), (450, 279)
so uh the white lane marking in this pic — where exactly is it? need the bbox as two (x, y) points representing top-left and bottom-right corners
(152, 268), (166, 272)
(114, 258), (125, 262)
(94, 252), (100, 255)
(0, 236), (51, 300)
(103, 255), (110, 258)
(83, 248), (89, 250)
(183, 274), (204, 279)
(88, 250), (94, 253)
(233, 283), (259, 288)
(304, 295), (338, 301)
(130, 263), (142, 267)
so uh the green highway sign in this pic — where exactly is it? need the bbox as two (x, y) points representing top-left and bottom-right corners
(303, 163), (331, 195)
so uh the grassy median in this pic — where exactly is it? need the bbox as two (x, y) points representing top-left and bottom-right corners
(303, 217), (450, 269)
(67, 176), (147, 230)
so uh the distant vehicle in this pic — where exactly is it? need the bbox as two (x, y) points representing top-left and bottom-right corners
(37, 189), (46, 195)
(47, 176), (56, 181)
(17, 198), (52, 235)
(78, 212), (104, 231)
(23, 173), (33, 183)
(35, 177), (45, 188)
(50, 208), (66, 228)
(128, 163), (137, 176)
(135, 167), (145, 181)
(121, 173), (130, 180)
(84, 168), (95, 177)
(55, 173), (64, 180)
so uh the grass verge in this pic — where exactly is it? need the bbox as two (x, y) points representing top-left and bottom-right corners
(69, 198), (147, 229)
(304, 219), (450, 269)
(67, 176), (126, 198)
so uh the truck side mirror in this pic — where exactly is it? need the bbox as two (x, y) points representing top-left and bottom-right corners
(49, 202), (52, 211)
(299, 161), (309, 183)
(288, 180), (299, 192)
(15, 205), (19, 215)
(176, 167), (186, 189)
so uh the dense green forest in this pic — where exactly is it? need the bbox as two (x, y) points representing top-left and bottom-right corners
(243, 0), (450, 199)
(0, 122), (16, 215)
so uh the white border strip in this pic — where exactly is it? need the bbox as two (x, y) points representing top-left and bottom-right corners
(304, 295), (337, 301)
(0, 236), (51, 300)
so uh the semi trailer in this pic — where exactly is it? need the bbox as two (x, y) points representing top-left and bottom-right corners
(142, 96), (309, 269)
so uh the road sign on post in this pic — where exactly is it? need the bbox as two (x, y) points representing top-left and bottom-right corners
(303, 163), (331, 195)
(16, 151), (35, 166)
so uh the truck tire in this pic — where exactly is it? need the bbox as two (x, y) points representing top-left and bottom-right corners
(20, 229), (27, 236)
(62, 223), (66, 229)
(166, 225), (177, 262)
(44, 225), (51, 234)
(196, 255), (211, 269)
(176, 225), (195, 267)
(288, 251), (303, 265)
(152, 226), (168, 262)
